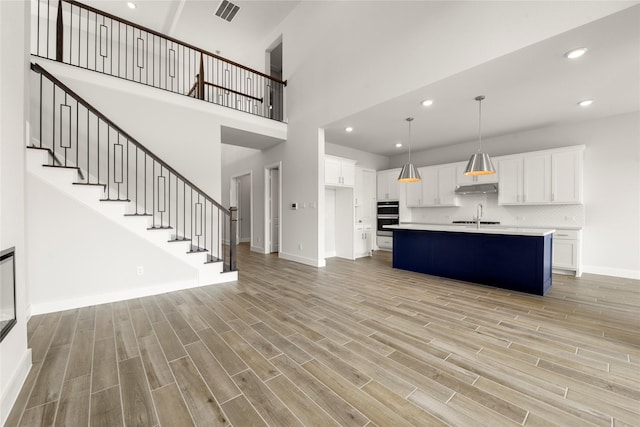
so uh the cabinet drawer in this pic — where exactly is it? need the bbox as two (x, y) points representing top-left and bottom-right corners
(553, 230), (578, 240)
(377, 236), (393, 249)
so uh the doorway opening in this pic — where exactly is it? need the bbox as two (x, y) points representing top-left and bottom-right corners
(266, 36), (283, 121)
(265, 163), (281, 254)
(230, 172), (252, 246)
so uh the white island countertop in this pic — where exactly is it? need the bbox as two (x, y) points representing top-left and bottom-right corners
(385, 223), (555, 237)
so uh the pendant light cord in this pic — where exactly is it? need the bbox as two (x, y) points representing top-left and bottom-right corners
(476, 95), (485, 153)
(406, 117), (414, 162)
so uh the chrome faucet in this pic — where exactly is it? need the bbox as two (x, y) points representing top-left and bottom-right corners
(474, 203), (483, 229)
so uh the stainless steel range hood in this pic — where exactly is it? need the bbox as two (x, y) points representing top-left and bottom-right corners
(454, 183), (498, 195)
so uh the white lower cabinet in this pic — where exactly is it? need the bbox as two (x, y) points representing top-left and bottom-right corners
(377, 235), (393, 251)
(354, 224), (372, 258)
(552, 229), (582, 276)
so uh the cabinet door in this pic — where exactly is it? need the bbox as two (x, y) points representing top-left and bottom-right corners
(325, 157), (341, 186)
(523, 154), (551, 203)
(420, 167), (439, 206)
(341, 160), (356, 187)
(377, 171), (390, 200)
(387, 171), (401, 200)
(552, 150), (582, 203)
(437, 165), (459, 206)
(405, 181), (422, 207)
(354, 167), (364, 207)
(362, 169), (376, 224)
(498, 157), (522, 204)
(553, 239), (577, 269)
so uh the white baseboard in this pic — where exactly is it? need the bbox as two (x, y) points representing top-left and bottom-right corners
(1, 349), (32, 426)
(279, 251), (326, 268)
(325, 251), (336, 259)
(30, 278), (211, 315)
(581, 265), (640, 280)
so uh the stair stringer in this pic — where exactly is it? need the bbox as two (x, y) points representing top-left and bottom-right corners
(26, 148), (237, 313)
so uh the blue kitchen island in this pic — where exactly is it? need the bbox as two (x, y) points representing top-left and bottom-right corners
(387, 224), (554, 296)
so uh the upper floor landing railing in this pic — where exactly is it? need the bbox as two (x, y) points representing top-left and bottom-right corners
(32, 0), (286, 121)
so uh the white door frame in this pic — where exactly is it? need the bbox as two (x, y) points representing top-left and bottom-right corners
(264, 161), (282, 255)
(230, 171), (253, 247)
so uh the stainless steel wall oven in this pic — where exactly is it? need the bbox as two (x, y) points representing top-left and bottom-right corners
(377, 201), (399, 236)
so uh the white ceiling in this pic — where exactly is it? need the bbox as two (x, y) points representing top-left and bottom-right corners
(85, 0), (299, 66)
(84, 2), (639, 158)
(324, 5), (640, 157)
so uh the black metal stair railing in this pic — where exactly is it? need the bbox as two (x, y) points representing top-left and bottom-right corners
(31, 62), (237, 272)
(32, 0), (286, 122)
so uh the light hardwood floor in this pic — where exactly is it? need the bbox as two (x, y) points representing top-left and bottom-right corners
(6, 244), (640, 426)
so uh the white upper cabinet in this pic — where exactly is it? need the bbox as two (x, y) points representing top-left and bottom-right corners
(523, 153), (551, 203)
(377, 168), (401, 201)
(498, 157), (523, 204)
(325, 155), (356, 187)
(405, 164), (459, 207)
(551, 149), (583, 203)
(498, 146), (584, 205)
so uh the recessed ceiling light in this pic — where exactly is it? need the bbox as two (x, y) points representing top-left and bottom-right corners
(577, 99), (593, 107)
(564, 47), (587, 59)
(421, 99), (433, 107)
(395, 143), (403, 148)
(127, 2), (136, 9)
(345, 127), (353, 132)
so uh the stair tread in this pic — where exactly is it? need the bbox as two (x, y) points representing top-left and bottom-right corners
(188, 245), (207, 253)
(147, 226), (173, 230)
(99, 198), (131, 202)
(124, 213), (153, 217)
(73, 182), (106, 187)
(169, 236), (191, 243)
(43, 164), (80, 170)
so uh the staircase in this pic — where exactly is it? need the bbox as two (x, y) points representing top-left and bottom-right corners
(28, 62), (237, 309)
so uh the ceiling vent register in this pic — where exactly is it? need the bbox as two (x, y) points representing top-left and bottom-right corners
(215, 0), (240, 22)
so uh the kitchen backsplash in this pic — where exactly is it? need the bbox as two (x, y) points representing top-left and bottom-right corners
(406, 193), (585, 228)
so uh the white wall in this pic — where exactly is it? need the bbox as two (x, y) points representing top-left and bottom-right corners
(25, 173), (199, 314)
(325, 142), (389, 171)
(391, 112), (640, 279)
(0, 1), (31, 424)
(253, 1), (634, 267)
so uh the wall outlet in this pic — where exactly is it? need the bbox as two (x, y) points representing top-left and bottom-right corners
(298, 243), (302, 250)
(516, 216), (525, 221)
(136, 266), (144, 276)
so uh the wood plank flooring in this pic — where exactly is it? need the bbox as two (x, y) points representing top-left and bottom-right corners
(6, 244), (640, 426)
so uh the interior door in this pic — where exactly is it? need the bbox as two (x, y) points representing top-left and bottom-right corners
(269, 168), (280, 252)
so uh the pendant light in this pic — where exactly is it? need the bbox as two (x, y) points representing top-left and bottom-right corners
(398, 117), (421, 182)
(464, 95), (495, 176)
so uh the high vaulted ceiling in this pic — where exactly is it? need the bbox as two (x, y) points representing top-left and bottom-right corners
(82, 2), (639, 159)
(85, 0), (298, 67)
(324, 5), (640, 156)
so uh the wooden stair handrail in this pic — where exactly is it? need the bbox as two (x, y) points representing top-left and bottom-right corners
(31, 62), (230, 215)
(61, 0), (286, 87)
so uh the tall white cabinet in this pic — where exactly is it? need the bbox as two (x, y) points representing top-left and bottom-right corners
(325, 156), (374, 260)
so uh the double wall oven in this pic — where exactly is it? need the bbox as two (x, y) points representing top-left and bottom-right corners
(376, 201), (399, 237)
